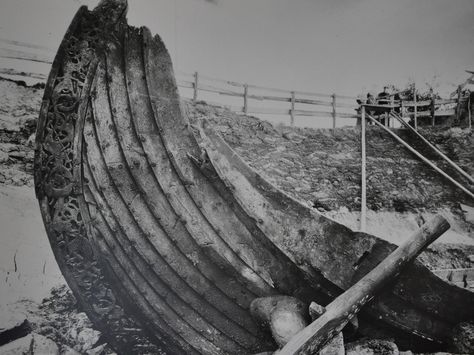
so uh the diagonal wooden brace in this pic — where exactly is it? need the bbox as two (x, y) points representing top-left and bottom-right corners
(278, 215), (450, 355)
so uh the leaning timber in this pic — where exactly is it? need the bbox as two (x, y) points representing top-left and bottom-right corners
(279, 215), (450, 354)
(34, 1), (474, 354)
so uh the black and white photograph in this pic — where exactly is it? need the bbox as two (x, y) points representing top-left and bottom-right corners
(0, 0), (473, 354)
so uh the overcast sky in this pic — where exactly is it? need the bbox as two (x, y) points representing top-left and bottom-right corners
(0, 0), (473, 98)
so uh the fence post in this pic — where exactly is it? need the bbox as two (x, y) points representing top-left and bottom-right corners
(193, 71), (199, 103)
(290, 91), (295, 127)
(361, 105), (367, 232)
(456, 85), (462, 123)
(400, 100), (404, 121)
(469, 93), (472, 130)
(243, 84), (248, 114)
(431, 94), (436, 127)
(332, 93), (336, 133)
(413, 84), (418, 130)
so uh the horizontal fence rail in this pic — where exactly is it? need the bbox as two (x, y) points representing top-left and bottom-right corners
(0, 40), (471, 129)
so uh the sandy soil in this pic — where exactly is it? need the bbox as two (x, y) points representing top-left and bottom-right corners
(0, 77), (473, 354)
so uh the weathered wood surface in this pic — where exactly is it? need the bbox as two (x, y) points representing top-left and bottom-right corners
(34, 2), (170, 354)
(35, 0), (474, 354)
(279, 215), (449, 354)
(199, 125), (474, 345)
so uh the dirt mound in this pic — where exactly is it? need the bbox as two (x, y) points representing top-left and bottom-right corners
(186, 102), (474, 213)
(0, 79), (473, 354)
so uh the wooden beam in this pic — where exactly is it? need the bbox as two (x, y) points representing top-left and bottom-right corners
(390, 112), (474, 184)
(431, 94), (436, 127)
(278, 215), (450, 355)
(432, 268), (474, 285)
(413, 84), (418, 130)
(361, 106), (367, 232)
(290, 91), (295, 127)
(193, 71), (198, 103)
(331, 94), (336, 133)
(456, 85), (462, 122)
(367, 113), (474, 199)
(469, 93), (472, 131)
(244, 84), (249, 114)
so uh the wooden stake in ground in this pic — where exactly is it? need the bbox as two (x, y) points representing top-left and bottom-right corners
(278, 215), (450, 355)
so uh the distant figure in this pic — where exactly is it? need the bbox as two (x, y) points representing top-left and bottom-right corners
(377, 86), (390, 105)
(367, 92), (376, 105)
(394, 92), (401, 114)
(366, 93), (376, 124)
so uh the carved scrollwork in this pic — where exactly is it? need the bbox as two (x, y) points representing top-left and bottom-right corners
(35, 4), (163, 353)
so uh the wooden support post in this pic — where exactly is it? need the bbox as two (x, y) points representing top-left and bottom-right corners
(469, 93), (472, 130)
(244, 84), (248, 114)
(413, 85), (417, 127)
(331, 94), (336, 133)
(290, 91), (295, 127)
(431, 96), (436, 127)
(361, 106), (367, 232)
(456, 85), (462, 123)
(278, 215), (450, 355)
(389, 96), (394, 127)
(193, 71), (199, 103)
(400, 100), (404, 122)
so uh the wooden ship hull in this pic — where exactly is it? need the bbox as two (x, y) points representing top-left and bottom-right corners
(34, 1), (474, 354)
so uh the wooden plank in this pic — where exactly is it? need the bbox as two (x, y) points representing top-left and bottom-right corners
(193, 71), (198, 102)
(433, 268), (474, 284)
(0, 47), (52, 64)
(456, 85), (462, 122)
(244, 84), (249, 114)
(391, 112), (474, 184)
(279, 215), (450, 355)
(469, 93), (472, 130)
(435, 98), (458, 105)
(197, 83), (242, 96)
(405, 109), (455, 118)
(0, 38), (53, 52)
(366, 113), (474, 199)
(331, 94), (336, 132)
(295, 98), (332, 107)
(361, 106), (366, 232)
(431, 95), (436, 127)
(0, 67), (47, 80)
(403, 100), (432, 107)
(177, 82), (194, 89)
(290, 91), (295, 126)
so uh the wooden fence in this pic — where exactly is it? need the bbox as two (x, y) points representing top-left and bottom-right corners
(0, 39), (471, 130)
(175, 71), (360, 129)
(176, 71), (471, 130)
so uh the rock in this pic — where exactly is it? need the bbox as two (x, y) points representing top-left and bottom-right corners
(60, 345), (82, 355)
(250, 296), (308, 348)
(460, 204), (474, 224)
(269, 308), (307, 348)
(0, 306), (32, 346)
(76, 327), (101, 352)
(0, 151), (8, 163)
(0, 319), (31, 347)
(86, 343), (108, 355)
(319, 332), (345, 355)
(451, 322), (474, 354)
(345, 339), (399, 355)
(0, 333), (59, 355)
